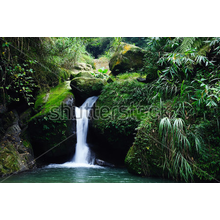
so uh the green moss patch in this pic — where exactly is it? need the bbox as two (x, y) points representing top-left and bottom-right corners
(125, 116), (163, 177)
(0, 141), (22, 176)
(92, 79), (153, 155)
(32, 81), (73, 119)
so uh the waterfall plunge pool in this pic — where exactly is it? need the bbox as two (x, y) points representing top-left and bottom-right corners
(0, 165), (174, 183)
(0, 96), (174, 183)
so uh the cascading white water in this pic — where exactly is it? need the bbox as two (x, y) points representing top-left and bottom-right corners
(72, 96), (98, 165)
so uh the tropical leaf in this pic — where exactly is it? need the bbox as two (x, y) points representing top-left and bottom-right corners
(158, 115), (202, 181)
(159, 117), (172, 137)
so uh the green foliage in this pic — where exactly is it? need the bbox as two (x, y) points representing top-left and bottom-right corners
(116, 72), (146, 80)
(98, 67), (108, 74)
(93, 37), (123, 59)
(0, 37), (94, 100)
(0, 44), (38, 106)
(45, 37), (92, 69)
(124, 97), (202, 182)
(86, 37), (113, 58)
(90, 68), (109, 80)
(193, 120), (220, 181)
(191, 78), (220, 110)
(179, 37), (201, 53)
(158, 117), (202, 182)
(122, 37), (146, 48)
(88, 37), (220, 182)
(7, 61), (38, 105)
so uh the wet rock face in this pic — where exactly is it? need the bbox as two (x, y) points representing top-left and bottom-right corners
(0, 104), (7, 114)
(6, 124), (21, 135)
(0, 109), (36, 177)
(95, 159), (115, 167)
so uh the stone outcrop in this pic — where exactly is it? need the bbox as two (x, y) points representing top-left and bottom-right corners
(94, 57), (110, 73)
(70, 71), (94, 80)
(0, 109), (36, 177)
(70, 76), (107, 106)
(109, 43), (146, 75)
(95, 159), (115, 167)
(70, 63), (94, 79)
(73, 63), (93, 73)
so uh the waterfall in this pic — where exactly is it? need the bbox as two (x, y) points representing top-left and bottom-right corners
(72, 96), (98, 165)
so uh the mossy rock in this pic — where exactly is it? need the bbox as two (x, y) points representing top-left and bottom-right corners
(124, 116), (164, 177)
(59, 68), (72, 81)
(73, 63), (93, 71)
(0, 139), (35, 177)
(109, 42), (146, 75)
(0, 142), (21, 176)
(0, 107), (36, 177)
(124, 99), (182, 178)
(89, 79), (151, 164)
(28, 82), (76, 164)
(70, 71), (95, 80)
(28, 114), (76, 164)
(70, 77), (107, 105)
(32, 81), (73, 119)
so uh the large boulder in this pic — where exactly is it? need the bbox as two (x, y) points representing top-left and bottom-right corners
(70, 63), (94, 79)
(28, 82), (76, 164)
(73, 63), (93, 72)
(70, 71), (94, 80)
(88, 79), (150, 165)
(70, 77), (107, 106)
(109, 43), (146, 75)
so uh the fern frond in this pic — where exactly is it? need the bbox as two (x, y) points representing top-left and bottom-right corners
(179, 37), (196, 53)
(179, 37), (208, 54)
